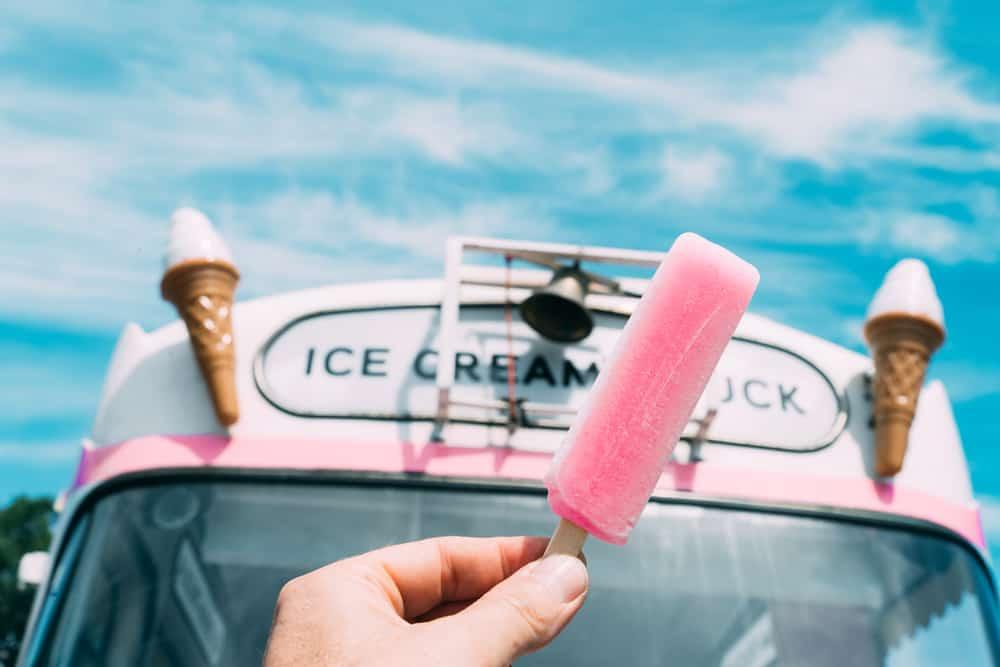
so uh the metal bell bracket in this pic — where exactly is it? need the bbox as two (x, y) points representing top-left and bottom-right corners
(434, 237), (664, 432)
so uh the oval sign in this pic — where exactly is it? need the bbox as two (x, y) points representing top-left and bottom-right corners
(254, 305), (846, 452)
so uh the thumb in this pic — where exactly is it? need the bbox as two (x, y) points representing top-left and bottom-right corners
(434, 554), (589, 665)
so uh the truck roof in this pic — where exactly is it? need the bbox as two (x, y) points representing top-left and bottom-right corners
(75, 269), (982, 549)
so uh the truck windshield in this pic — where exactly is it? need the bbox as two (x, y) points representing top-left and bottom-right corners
(31, 479), (999, 666)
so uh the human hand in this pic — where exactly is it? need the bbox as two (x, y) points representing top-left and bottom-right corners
(263, 536), (588, 666)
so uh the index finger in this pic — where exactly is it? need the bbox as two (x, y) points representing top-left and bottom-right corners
(336, 535), (548, 620)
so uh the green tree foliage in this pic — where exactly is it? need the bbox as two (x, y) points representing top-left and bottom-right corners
(0, 496), (53, 667)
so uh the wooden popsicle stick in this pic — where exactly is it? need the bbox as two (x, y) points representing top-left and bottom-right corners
(543, 518), (588, 557)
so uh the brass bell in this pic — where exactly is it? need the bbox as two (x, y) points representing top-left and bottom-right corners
(519, 265), (594, 343)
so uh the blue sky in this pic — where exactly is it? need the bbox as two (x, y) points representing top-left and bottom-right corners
(2, 1), (1000, 544)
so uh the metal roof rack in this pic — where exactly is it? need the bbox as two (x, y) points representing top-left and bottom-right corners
(433, 236), (664, 435)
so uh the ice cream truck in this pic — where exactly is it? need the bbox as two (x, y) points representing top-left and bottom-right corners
(15, 214), (1000, 666)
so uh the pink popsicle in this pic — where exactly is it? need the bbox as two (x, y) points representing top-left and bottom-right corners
(545, 233), (759, 546)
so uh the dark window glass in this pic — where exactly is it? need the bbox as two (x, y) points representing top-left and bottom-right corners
(34, 481), (1000, 666)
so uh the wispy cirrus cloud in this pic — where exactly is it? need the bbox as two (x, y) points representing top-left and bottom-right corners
(11, 5), (997, 177)
(293, 17), (1000, 166)
(658, 146), (731, 203)
(857, 209), (1000, 264)
(3, 5), (999, 249)
(0, 7), (997, 329)
(223, 190), (553, 263)
(724, 25), (1000, 164)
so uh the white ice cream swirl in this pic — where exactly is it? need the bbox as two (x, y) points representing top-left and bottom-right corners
(866, 258), (945, 329)
(165, 207), (234, 268)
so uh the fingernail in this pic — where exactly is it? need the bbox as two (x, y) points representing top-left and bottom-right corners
(531, 555), (588, 603)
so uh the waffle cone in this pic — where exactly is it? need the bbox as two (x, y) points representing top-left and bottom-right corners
(864, 313), (945, 477)
(161, 259), (240, 426)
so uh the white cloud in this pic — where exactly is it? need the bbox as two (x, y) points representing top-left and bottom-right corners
(0, 85), (528, 329)
(228, 236), (394, 301)
(968, 185), (1000, 219)
(299, 17), (1000, 167)
(564, 150), (615, 196)
(383, 97), (520, 166)
(859, 209), (1000, 263)
(4, 9), (998, 217)
(0, 133), (547, 332)
(725, 25), (1000, 164)
(304, 16), (712, 114)
(864, 144), (1000, 172)
(362, 202), (551, 259)
(1, 74), (519, 173)
(1, 3), (999, 343)
(226, 190), (553, 262)
(4, 7), (1000, 188)
(889, 212), (964, 256)
(659, 146), (729, 202)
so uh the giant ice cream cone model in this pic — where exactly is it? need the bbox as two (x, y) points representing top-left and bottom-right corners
(864, 259), (945, 477)
(161, 208), (241, 426)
